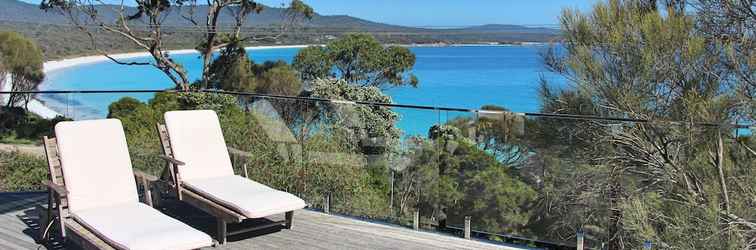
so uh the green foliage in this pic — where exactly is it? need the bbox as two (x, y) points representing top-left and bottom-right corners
(292, 46), (331, 81)
(0, 31), (44, 108)
(310, 78), (400, 153)
(0, 31), (43, 79)
(0, 151), (47, 191)
(293, 33), (419, 88)
(289, 0), (314, 19)
(252, 61), (302, 96)
(532, 0), (756, 248)
(207, 44), (302, 96)
(0, 107), (69, 144)
(395, 132), (536, 235)
(177, 92), (238, 112)
(207, 45), (255, 91)
(106, 97), (143, 118)
(458, 147), (536, 234)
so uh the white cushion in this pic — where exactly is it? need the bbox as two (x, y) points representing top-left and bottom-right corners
(164, 110), (234, 181)
(73, 203), (213, 250)
(55, 119), (138, 212)
(184, 175), (306, 218)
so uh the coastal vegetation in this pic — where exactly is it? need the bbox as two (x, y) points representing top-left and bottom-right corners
(0, 0), (753, 249)
(293, 33), (418, 88)
(0, 150), (47, 191)
(532, 0), (756, 248)
(0, 31), (44, 109)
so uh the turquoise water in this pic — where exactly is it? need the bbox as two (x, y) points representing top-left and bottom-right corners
(41, 45), (565, 137)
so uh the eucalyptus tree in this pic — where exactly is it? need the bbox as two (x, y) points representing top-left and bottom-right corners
(40, 0), (313, 91)
(0, 32), (44, 109)
(293, 33), (419, 89)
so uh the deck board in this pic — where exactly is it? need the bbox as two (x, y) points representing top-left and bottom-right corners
(0, 192), (530, 250)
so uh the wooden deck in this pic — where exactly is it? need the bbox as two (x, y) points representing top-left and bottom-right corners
(0, 192), (530, 250)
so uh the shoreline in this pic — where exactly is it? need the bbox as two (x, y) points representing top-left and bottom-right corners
(25, 45), (312, 119)
(42, 43), (549, 74)
(1, 73), (61, 119)
(25, 43), (545, 119)
(43, 45), (313, 75)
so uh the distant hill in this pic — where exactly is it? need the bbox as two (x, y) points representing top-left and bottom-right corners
(0, 0), (557, 35)
(0, 0), (413, 30)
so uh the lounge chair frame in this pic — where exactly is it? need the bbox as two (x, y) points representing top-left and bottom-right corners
(39, 136), (158, 250)
(156, 124), (293, 245)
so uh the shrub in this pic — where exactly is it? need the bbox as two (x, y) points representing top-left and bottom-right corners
(0, 151), (47, 191)
(0, 107), (69, 144)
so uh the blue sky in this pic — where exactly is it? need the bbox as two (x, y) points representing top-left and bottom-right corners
(278, 0), (598, 27)
(20, 0), (598, 27)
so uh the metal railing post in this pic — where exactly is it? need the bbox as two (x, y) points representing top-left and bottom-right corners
(413, 210), (419, 230)
(464, 216), (471, 239)
(324, 193), (331, 214)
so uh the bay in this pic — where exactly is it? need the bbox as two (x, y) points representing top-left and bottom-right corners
(40, 45), (565, 137)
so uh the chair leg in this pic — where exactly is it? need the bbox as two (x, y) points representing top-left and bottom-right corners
(217, 219), (227, 245)
(39, 193), (53, 243)
(57, 202), (66, 239)
(285, 211), (294, 230)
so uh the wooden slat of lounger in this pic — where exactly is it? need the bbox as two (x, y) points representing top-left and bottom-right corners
(65, 218), (117, 250)
(181, 188), (245, 223)
(43, 137), (66, 186)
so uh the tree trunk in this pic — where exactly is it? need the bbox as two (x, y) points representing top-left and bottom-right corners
(200, 3), (221, 89)
(716, 130), (730, 213)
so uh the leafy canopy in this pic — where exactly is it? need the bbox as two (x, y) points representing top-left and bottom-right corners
(0, 31), (44, 108)
(293, 33), (419, 89)
(207, 44), (302, 96)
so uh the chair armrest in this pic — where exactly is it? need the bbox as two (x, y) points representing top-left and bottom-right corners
(43, 180), (67, 197)
(133, 170), (157, 207)
(134, 170), (158, 182)
(158, 155), (185, 166)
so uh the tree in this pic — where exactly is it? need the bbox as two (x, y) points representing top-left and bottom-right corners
(254, 62), (302, 96)
(207, 43), (302, 96)
(310, 78), (401, 153)
(694, 0), (756, 122)
(444, 105), (528, 166)
(292, 46), (332, 81)
(40, 0), (313, 91)
(0, 32), (44, 110)
(535, 0), (755, 248)
(207, 44), (256, 91)
(0, 51), (5, 90)
(293, 33), (419, 89)
(394, 124), (536, 236)
(188, 0), (313, 89)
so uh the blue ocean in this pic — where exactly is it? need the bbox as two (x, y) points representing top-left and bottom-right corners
(40, 45), (565, 136)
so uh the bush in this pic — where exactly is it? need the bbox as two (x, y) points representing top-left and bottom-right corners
(0, 107), (69, 144)
(0, 151), (47, 191)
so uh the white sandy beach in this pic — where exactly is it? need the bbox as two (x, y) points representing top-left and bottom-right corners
(5, 45), (311, 119)
(43, 45), (311, 74)
(1, 73), (61, 118)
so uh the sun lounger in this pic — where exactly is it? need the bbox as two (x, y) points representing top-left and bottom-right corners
(156, 110), (306, 244)
(41, 119), (213, 250)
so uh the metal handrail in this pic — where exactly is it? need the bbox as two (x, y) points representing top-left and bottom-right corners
(1, 89), (752, 129)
